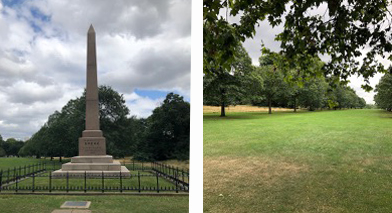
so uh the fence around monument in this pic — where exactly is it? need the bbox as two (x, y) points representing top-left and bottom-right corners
(0, 160), (189, 194)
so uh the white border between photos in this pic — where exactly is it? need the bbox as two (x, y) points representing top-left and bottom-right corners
(189, 0), (203, 212)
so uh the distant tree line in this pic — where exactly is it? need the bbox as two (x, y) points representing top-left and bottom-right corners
(204, 44), (366, 116)
(17, 86), (189, 161)
(0, 135), (24, 157)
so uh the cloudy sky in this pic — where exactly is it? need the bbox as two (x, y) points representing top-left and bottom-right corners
(0, 0), (191, 139)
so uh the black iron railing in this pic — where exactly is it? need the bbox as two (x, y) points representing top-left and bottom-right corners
(0, 161), (189, 194)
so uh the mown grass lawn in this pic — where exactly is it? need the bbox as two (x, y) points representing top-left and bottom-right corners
(0, 194), (188, 213)
(0, 157), (59, 170)
(204, 109), (392, 212)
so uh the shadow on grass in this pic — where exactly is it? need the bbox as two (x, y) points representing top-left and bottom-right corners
(375, 109), (392, 119)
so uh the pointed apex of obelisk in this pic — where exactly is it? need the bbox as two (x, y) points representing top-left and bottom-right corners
(88, 24), (95, 33)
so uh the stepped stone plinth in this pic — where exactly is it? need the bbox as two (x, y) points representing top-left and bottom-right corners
(52, 155), (129, 177)
(52, 25), (130, 178)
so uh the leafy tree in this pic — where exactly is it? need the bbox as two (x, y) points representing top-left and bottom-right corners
(375, 73), (392, 111)
(203, 44), (257, 116)
(204, 0), (392, 90)
(136, 93), (190, 161)
(2, 138), (24, 157)
(0, 147), (5, 157)
(298, 77), (328, 111)
(255, 64), (287, 114)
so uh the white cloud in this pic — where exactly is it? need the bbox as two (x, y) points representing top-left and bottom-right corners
(124, 92), (163, 118)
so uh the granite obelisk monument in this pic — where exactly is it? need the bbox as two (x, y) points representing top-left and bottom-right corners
(79, 24), (106, 156)
(53, 25), (130, 177)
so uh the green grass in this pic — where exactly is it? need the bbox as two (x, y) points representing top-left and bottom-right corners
(0, 157), (59, 170)
(204, 109), (392, 212)
(0, 194), (188, 213)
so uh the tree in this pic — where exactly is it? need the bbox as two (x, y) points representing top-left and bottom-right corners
(0, 147), (5, 157)
(204, 0), (392, 90)
(136, 93), (190, 161)
(2, 138), (24, 157)
(298, 77), (328, 111)
(256, 64), (286, 114)
(203, 44), (257, 116)
(375, 73), (392, 111)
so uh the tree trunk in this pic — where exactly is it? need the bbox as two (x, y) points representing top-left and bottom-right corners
(220, 103), (226, 117)
(293, 98), (297, 112)
(220, 88), (226, 117)
(268, 99), (272, 114)
(59, 156), (62, 162)
(50, 156), (53, 161)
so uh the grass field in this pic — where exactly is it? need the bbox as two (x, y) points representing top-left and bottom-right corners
(0, 194), (188, 213)
(0, 157), (55, 170)
(204, 109), (392, 212)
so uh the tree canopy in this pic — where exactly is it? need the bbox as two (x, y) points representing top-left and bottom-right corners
(135, 93), (190, 161)
(204, 0), (392, 90)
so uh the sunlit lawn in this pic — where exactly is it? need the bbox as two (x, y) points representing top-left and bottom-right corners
(204, 109), (392, 212)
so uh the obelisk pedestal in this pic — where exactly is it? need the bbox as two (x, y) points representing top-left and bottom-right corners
(52, 25), (130, 177)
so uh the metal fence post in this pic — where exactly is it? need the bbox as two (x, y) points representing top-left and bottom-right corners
(84, 171), (87, 193)
(138, 171), (141, 193)
(175, 171), (178, 193)
(120, 170), (122, 193)
(66, 171), (69, 193)
(32, 172), (35, 192)
(102, 171), (104, 193)
(156, 172), (159, 193)
(49, 171), (52, 192)
(15, 172), (18, 193)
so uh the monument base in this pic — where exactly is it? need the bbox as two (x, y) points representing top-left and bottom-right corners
(52, 155), (130, 178)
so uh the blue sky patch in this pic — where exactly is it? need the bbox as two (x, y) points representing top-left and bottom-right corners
(134, 89), (169, 100)
(30, 7), (50, 22)
(1, 0), (26, 8)
(134, 88), (189, 102)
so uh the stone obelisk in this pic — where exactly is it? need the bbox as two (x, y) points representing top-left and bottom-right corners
(53, 25), (130, 177)
(79, 24), (106, 156)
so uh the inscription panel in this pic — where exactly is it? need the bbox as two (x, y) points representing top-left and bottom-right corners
(79, 137), (106, 156)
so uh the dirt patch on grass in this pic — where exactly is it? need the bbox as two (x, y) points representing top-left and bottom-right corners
(203, 105), (295, 113)
(204, 156), (309, 212)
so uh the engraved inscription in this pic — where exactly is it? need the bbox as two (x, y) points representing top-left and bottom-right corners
(79, 137), (106, 156)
